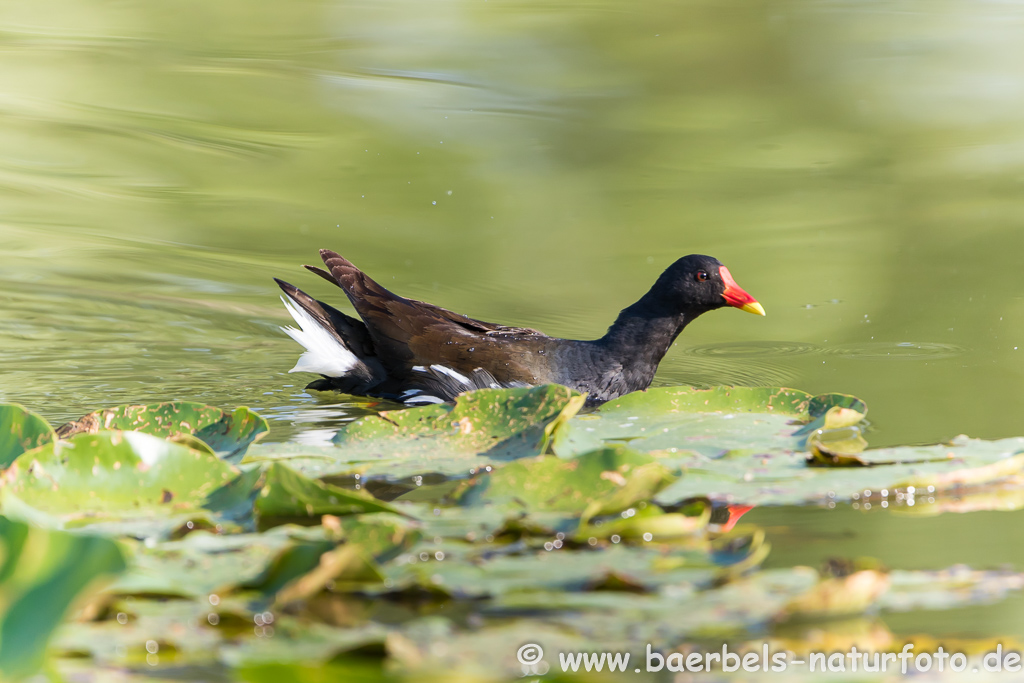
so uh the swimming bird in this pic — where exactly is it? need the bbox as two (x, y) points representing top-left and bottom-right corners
(276, 249), (764, 405)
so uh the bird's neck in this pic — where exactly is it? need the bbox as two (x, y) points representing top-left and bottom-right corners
(596, 297), (693, 373)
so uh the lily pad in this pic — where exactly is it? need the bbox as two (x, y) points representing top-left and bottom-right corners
(324, 513), (420, 562)
(275, 544), (384, 604)
(241, 539), (338, 596)
(881, 568), (1024, 612)
(1, 431), (239, 524)
(457, 445), (675, 517)
(282, 384), (583, 479)
(552, 386), (846, 459)
(56, 401), (268, 461)
(779, 569), (891, 621)
(387, 542), (734, 599)
(0, 404), (55, 469)
(254, 463), (400, 524)
(0, 516), (125, 680)
(111, 529), (298, 598)
(654, 436), (1024, 506)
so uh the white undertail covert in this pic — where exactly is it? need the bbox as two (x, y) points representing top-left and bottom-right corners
(279, 294), (359, 377)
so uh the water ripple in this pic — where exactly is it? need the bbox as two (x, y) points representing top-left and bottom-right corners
(681, 340), (964, 361)
(682, 341), (823, 358)
(825, 341), (965, 360)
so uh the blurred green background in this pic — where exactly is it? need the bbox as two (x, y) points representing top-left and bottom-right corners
(1, 0), (1023, 450)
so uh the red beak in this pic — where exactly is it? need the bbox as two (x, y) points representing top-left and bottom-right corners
(719, 266), (765, 316)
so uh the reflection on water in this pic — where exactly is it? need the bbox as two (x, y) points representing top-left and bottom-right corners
(1, 0), (1023, 450)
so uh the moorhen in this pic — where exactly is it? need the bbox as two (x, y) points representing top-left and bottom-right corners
(276, 250), (764, 405)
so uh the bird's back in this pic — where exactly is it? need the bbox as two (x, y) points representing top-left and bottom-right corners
(313, 250), (559, 387)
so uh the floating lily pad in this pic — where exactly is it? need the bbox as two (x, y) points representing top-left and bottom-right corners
(654, 436), (1024, 506)
(236, 660), (395, 683)
(11, 381), (1024, 682)
(222, 620), (390, 669)
(552, 386), (844, 459)
(779, 569), (891, 621)
(881, 568), (1024, 612)
(51, 598), (226, 670)
(254, 463), (400, 524)
(108, 528), (319, 599)
(240, 539), (338, 596)
(577, 505), (709, 543)
(2, 431), (239, 524)
(56, 402), (268, 461)
(457, 445), (674, 517)
(326, 513), (420, 562)
(0, 403), (55, 469)
(0, 516), (125, 680)
(275, 544), (384, 604)
(388, 543), (728, 599)
(277, 385), (582, 478)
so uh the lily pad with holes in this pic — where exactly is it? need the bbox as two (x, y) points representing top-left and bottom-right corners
(56, 402), (268, 462)
(1, 431), (240, 525)
(456, 445), (675, 518)
(0, 403), (55, 469)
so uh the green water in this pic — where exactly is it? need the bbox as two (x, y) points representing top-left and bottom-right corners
(3, 0), (1024, 659)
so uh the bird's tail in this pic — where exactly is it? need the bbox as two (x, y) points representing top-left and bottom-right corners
(275, 279), (385, 391)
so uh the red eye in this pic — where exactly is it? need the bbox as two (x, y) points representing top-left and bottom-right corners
(696, 270), (709, 282)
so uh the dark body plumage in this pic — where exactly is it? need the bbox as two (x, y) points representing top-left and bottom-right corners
(276, 249), (763, 405)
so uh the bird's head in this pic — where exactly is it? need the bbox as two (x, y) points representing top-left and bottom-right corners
(652, 254), (765, 317)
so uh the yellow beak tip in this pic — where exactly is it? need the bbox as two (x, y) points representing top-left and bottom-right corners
(741, 302), (766, 316)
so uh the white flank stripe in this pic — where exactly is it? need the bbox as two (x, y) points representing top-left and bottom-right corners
(429, 364), (472, 386)
(405, 394), (446, 405)
(279, 295), (358, 377)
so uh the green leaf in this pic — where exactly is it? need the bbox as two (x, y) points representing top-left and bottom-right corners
(255, 463), (400, 524)
(296, 384), (583, 478)
(458, 445), (675, 515)
(237, 660), (395, 683)
(276, 544), (384, 604)
(553, 386), (823, 459)
(576, 505), (710, 542)
(780, 569), (890, 621)
(55, 401), (268, 461)
(0, 404), (55, 469)
(2, 431), (239, 524)
(654, 436), (1024, 506)
(0, 516), (125, 680)
(330, 514), (421, 563)
(240, 539), (338, 596)
(113, 528), (298, 598)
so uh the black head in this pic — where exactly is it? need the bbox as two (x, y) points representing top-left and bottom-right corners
(650, 254), (765, 316)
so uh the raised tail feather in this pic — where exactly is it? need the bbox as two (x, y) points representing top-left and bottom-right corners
(275, 279), (385, 393)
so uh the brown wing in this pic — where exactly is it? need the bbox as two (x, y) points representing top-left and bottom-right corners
(308, 250), (555, 384)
